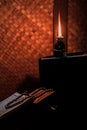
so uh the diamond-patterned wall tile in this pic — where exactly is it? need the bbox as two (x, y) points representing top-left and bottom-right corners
(0, 0), (53, 101)
(68, 0), (87, 53)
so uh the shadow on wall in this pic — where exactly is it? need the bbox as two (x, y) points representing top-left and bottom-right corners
(0, 63), (18, 102)
(17, 75), (40, 93)
(0, 62), (40, 102)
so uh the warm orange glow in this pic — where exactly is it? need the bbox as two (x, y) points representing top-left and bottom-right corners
(58, 12), (63, 38)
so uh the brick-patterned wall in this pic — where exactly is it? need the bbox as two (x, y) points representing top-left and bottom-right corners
(68, 0), (87, 53)
(0, 0), (53, 101)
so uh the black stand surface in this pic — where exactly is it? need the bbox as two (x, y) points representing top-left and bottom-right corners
(39, 53), (87, 128)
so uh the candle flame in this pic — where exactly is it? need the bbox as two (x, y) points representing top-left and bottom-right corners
(58, 12), (63, 38)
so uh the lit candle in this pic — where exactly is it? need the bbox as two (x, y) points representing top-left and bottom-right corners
(54, 11), (65, 57)
(57, 12), (64, 39)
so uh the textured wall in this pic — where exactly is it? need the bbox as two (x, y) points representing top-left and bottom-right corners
(0, 0), (53, 101)
(1, 0), (87, 101)
(68, 0), (87, 53)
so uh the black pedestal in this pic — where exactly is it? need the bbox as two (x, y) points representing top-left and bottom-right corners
(39, 54), (87, 121)
(39, 54), (87, 88)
